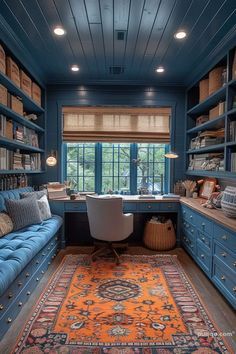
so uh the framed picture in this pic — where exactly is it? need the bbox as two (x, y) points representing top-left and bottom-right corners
(199, 178), (217, 199)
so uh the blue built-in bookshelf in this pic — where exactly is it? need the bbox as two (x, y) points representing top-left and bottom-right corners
(185, 46), (236, 180)
(0, 41), (45, 179)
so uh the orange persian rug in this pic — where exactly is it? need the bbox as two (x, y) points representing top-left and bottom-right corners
(13, 255), (232, 353)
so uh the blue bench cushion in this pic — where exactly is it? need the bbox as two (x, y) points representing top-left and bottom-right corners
(0, 215), (62, 296)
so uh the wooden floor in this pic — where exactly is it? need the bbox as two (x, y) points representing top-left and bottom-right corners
(0, 247), (235, 353)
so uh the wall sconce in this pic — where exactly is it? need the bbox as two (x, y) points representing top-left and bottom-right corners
(164, 151), (179, 158)
(46, 150), (57, 167)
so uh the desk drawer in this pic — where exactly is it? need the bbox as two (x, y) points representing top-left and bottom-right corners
(182, 220), (195, 236)
(214, 242), (236, 273)
(196, 240), (211, 275)
(160, 202), (178, 211)
(197, 230), (211, 251)
(213, 224), (236, 249)
(64, 202), (87, 212)
(137, 203), (160, 212)
(123, 202), (137, 212)
(213, 258), (236, 304)
(181, 206), (196, 225)
(197, 214), (213, 235)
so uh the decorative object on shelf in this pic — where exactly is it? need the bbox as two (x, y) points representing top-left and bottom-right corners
(199, 177), (216, 199)
(221, 186), (236, 218)
(0, 44), (6, 74)
(182, 180), (196, 198)
(199, 77), (209, 102)
(174, 180), (186, 196)
(46, 150), (57, 167)
(209, 66), (226, 95)
(232, 49), (236, 80)
(196, 114), (209, 126)
(201, 184), (222, 209)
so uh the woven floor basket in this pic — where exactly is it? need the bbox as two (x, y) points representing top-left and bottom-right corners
(143, 220), (176, 251)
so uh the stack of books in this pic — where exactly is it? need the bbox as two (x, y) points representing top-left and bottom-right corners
(13, 150), (23, 169)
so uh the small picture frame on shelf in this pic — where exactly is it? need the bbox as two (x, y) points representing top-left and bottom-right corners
(199, 178), (217, 199)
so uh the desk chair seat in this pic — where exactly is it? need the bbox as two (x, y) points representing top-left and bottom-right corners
(86, 195), (133, 264)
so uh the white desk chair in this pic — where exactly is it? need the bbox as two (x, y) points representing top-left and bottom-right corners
(86, 195), (133, 264)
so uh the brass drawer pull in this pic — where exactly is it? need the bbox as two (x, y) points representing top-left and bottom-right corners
(36, 260), (39, 264)
(8, 293), (13, 299)
(18, 281), (22, 287)
(201, 254), (205, 259)
(25, 273), (30, 277)
(0, 304), (4, 310)
(233, 262), (236, 267)
(36, 277), (39, 282)
(221, 252), (227, 257)
(221, 235), (227, 240)
(233, 287), (236, 292)
(201, 222), (205, 227)
(147, 205), (152, 209)
(18, 302), (23, 307)
(201, 237), (205, 241)
(190, 215), (192, 219)
(191, 229), (194, 233)
(7, 318), (12, 323)
(221, 275), (226, 281)
(27, 291), (31, 296)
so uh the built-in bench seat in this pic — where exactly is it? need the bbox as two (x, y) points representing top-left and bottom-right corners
(0, 188), (63, 337)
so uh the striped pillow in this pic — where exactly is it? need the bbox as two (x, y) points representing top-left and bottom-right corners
(5, 196), (42, 231)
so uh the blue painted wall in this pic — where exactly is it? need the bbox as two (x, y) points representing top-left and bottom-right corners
(33, 85), (186, 191)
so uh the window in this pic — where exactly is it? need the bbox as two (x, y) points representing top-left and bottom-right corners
(137, 143), (166, 193)
(64, 142), (169, 194)
(66, 143), (95, 192)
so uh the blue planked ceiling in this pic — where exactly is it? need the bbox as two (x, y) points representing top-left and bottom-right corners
(0, 0), (235, 86)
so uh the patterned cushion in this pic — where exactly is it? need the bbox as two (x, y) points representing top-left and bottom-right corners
(0, 213), (13, 237)
(5, 196), (42, 231)
(20, 190), (47, 200)
(37, 195), (52, 221)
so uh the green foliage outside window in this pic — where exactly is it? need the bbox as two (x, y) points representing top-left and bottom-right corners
(65, 142), (168, 194)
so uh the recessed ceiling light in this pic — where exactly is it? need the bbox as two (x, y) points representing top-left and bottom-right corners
(174, 31), (187, 39)
(71, 65), (80, 72)
(53, 27), (65, 36)
(155, 66), (165, 73)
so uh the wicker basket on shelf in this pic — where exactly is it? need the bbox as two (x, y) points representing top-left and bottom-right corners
(143, 219), (176, 251)
(199, 78), (209, 102)
(209, 67), (224, 95)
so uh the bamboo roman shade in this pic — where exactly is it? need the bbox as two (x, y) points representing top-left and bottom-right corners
(62, 107), (171, 143)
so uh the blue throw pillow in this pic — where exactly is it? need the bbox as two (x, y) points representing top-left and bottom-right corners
(5, 195), (42, 231)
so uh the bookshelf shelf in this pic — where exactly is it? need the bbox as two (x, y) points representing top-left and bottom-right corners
(0, 103), (44, 132)
(0, 136), (44, 152)
(0, 170), (45, 175)
(186, 114), (225, 134)
(187, 143), (225, 154)
(0, 72), (44, 113)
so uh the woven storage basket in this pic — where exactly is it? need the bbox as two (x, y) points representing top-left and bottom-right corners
(221, 186), (236, 218)
(143, 220), (176, 251)
(199, 78), (209, 102)
(209, 67), (224, 95)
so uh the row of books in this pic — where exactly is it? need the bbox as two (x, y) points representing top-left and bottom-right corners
(188, 153), (224, 171)
(0, 148), (41, 170)
(231, 152), (236, 172)
(229, 121), (236, 141)
(0, 114), (39, 147)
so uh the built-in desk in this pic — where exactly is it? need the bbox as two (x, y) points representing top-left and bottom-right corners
(49, 196), (180, 247)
